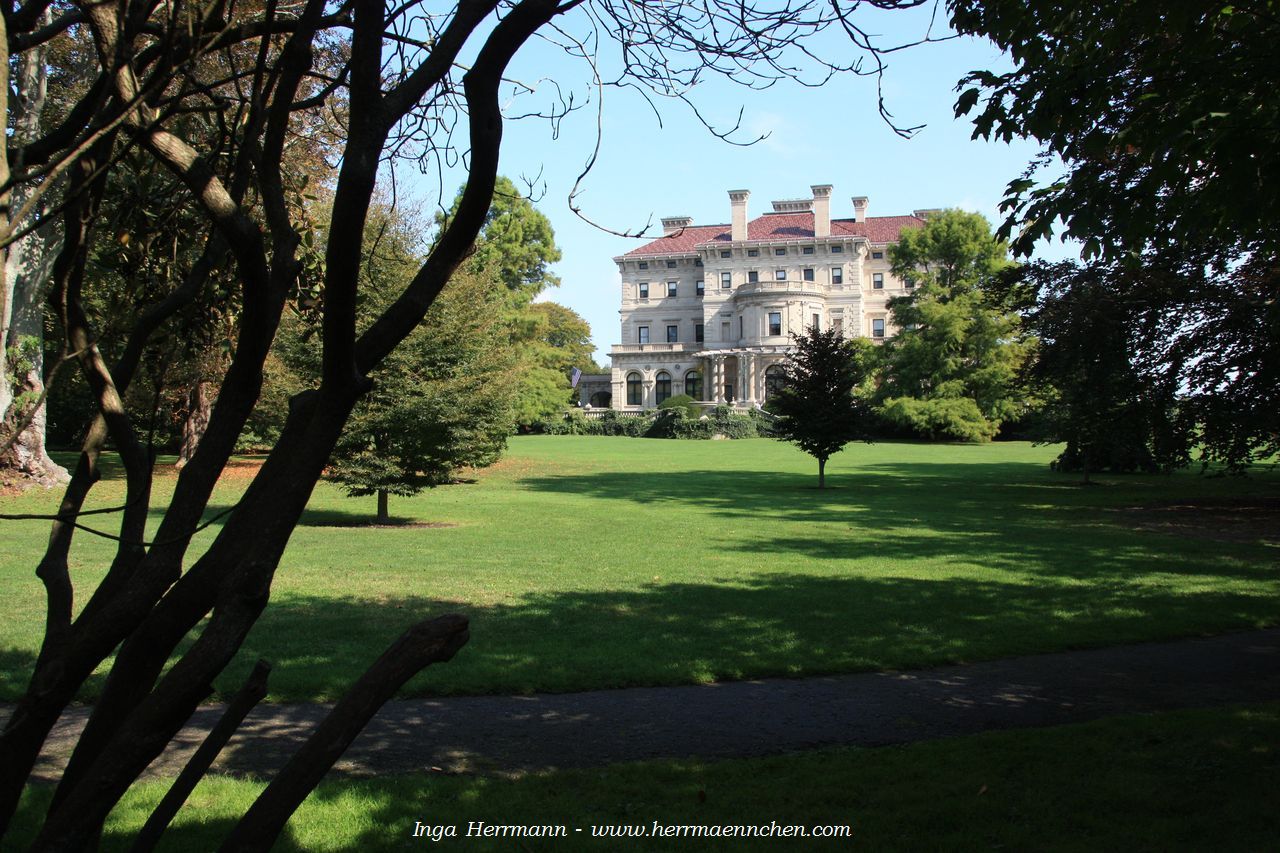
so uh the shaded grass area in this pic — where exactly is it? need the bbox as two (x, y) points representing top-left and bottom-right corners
(8, 703), (1279, 851)
(1, 438), (1277, 702)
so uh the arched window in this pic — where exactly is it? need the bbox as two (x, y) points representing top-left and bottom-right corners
(626, 372), (643, 406)
(655, 371), (672, 405)
(765, 364), (787, 400)
(685, 370), (703, 401)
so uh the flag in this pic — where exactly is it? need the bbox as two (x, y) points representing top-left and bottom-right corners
(570, 367), (583, 389)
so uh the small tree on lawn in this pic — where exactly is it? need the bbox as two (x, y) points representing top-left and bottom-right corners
(318, 206), (517, 523)
(772, 327), (875, 488)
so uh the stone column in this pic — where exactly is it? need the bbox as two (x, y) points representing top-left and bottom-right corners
(713, 357), (725, 403)
(738, 353), (749, 405)
(643, 379), (655, 409)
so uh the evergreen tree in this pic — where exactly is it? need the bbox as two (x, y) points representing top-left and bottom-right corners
(878, 210), (1032, 441)
(325, 267), (515, 522)
(286, 203), (517, 523)
(771, 327), (875, 489)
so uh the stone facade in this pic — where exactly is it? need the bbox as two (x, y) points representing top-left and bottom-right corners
(608, 185), (931, 410)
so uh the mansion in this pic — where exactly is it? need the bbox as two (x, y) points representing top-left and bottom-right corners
(591, 185), (933, 410)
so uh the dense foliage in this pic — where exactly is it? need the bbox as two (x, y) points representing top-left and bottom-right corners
(951, 1), (1279, 470)
(877, 210), (1032, 441)
(951, 1), (1280, 260)
(1016, 262), (1188, 479)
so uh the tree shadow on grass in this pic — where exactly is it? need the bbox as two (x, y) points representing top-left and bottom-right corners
(520, 463), (1277, 584)
(217, 566), (1279, 707)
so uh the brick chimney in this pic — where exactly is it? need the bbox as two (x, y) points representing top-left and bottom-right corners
(811, 184), (832, 238)
(661, 216), (693, 236)
(729, 189), (750, 242)
(851, 196), (868, 223)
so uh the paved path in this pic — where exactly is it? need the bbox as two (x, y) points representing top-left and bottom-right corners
(16, 629), (1280, 781)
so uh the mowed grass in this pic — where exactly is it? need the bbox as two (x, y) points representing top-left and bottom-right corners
(8, 703), (1280, 851)
(1, 437), (1277, 702)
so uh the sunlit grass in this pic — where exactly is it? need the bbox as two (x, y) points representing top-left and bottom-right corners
(1, 438), (1276, 701)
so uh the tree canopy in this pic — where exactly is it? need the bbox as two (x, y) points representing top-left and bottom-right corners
(1018, 261), (1188, 480)
(951, 0), (1280, 260)
(877, 210), (1031, 442)
(444, 175), (562, 306)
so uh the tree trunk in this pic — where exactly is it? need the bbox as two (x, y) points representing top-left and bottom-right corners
(377, 489), (390, 524)
(0, 8), (68, 488)
(176, 380), (214, 469)
(818, 456), (826, 489)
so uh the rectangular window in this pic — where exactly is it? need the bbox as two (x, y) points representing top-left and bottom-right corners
(905, 279), (915, 289)
(638, 261), (648, 269)
(666, 260), (677, 268)
(638, 325), (650, 344)
(812, 313), (820, 330)
(720, 249), (732, 258)
(747, 249), (759, 257)
(695, 323), (704, 343)
(831, 267), (843, 284)
(667, 281), (678, 297)
(775, 269), (786, 281)
(833, 317), (843, 335)
(721, 321), (731, 340)
(872, 251), (884, 260)
(872, 318), (885, 338)
(775, 247), (786, 256)
(739, 317), (744, 338)
(638, 282), (649, 299)
(873, 273), (884, 289)
(831, 245), (843, 253)
(748, 270), (759, 283)
(695, 257), (703, 267)
(803, 268), (815, 281)
(803, 246), (814, 255)
(768, 312), (782, 336)
(696, 280), (705, 297)
(720, 272), (732, 289)
(666, 324), (678, 343)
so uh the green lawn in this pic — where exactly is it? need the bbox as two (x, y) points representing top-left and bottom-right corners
(8, 703), (1279, 851)
(1, 437), (1276, 702)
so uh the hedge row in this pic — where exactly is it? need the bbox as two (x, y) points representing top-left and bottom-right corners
(537, 406), (774, 439)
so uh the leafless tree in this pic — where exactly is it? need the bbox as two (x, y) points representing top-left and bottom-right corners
(0, 1), (935, 848)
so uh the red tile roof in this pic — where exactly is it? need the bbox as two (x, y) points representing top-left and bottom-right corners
(620, 212), (925, 257)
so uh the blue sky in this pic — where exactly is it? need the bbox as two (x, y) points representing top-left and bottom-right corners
(401, 4), (1072, 364)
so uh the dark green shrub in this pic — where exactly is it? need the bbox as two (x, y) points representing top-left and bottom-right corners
(657, 394), (701, 418)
